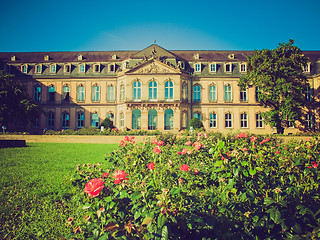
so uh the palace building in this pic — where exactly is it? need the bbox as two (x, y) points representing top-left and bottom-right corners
(1, 44), (320, 134)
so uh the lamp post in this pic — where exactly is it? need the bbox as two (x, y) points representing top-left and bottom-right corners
(2, 125), (6, 134)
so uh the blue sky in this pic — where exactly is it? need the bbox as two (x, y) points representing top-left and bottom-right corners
(0, 0), (319, 52)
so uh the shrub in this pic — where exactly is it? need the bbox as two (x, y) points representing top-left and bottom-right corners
(188, 117), (204, 130)
(100, 117), (114, 129)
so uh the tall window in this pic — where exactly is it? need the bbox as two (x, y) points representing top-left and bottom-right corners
(120, 84), (125, 101)
(225, 113), (232, 128)
(48, 85), (55, 102)
(149, 81), (157, 100)
(47, 112), (55, 129)
(148, 109), (157, 130)
(182, 111), (188, 129)
(306, 86), (313, 102)
(193, 85), (201, 102)
(165, 81), (173, 100)
(256, 113), (263, 128)
(133, 81), (141, 101)
(107, 85), (115, 102)
(306, 113), (313, 129)
(182, 83), (188, 101)
(91, 113), (99, 128)
(164, 109), (174, 130)
(210, 113), (217, 128)
(209, 85), (216, 102)
(240, 88), (247, 102)
(132, 109), (141, 129)
(33, 85), (41, 102)
(77, 85), (85, 102)
(63, 85), (70, 102)
(120, 112), (124, 128)
(62, 112), (70, 129)
(92, 85), (100, 102)
(241, 113), (248, 128)
(225, 84), (232, 102)
(77, 111), (84, 128)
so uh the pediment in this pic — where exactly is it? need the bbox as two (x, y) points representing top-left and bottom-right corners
(126, 59), (181, 75)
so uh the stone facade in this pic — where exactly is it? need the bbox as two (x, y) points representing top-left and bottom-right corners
(1, 44), (320, 134)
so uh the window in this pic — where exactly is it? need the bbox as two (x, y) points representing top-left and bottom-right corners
(21, 64), (28, 74)
(182, 111), (188, 129)
(32, 117), (39, 128)
(132, 109), (141, 130)
(133, 81), (141, 101)
(209, 85), (216, 102)
(241, 113), (248, 128)
(48, 85), (55, 102)
(240, 88), (247, 102)
(50, 64), (56, 74)
(210, 113), (217, 128)
(107, 85), (115, 102)
(306, 86), (313, 102)
(33, 85), (41, 102)
(92, 85), (100, 102)
(148, 109), (157, 130)
(149, 81), (157, 100)
(123, 62), (128, 70)
(165, 80), (173, 100)
(210, 63), (217, 73)
(79, 64), (86, 73)
(306, 113), (313, 129)
(225, 84), (232, 102)
(256, 113), (263, 128)
(225, 63), (232, 73)
(47, 112), (55, 129)
(225, 113), (232, 128)
(193, 85), (201, 102)
(93, 64), (100, 73)
(77, 111), (84, 128)
(62, 85), (70, 102)
(109, 63), (115, 72)
(194, 63), (201, 72)
(120, 112), (124, 128)
(62, 112), (70, 129)
(77, 85), (85, 102)
(120, 84), (125, 101)
(194, 112), (201, 121)
(182, 83), (188, 101)
(64, 64), (71, 73)
(35, 64), (42, 74)
(91, 113), (99, 128)
(303, 63), (310, 73)
(164, 109), (174, 130)
(78, 55), (83, 61)
(240, 63), (246, 73)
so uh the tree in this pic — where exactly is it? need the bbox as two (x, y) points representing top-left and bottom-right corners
(188, 117), (204, 130)
(100, 117), (114, 129)
(238, 39), (309, 134)
(0, 71), (42, 130)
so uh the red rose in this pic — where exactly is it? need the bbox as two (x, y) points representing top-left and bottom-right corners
(275, 151), (280, 154)
(147, 162), (155, 170)
(185, 141), (192, 146)
(102, 172), (109, 178)
(84, 178), (105, 198)
(180, 164), (190, 172)
(112, 170), (129, 184)
(153, 146), (161, 154)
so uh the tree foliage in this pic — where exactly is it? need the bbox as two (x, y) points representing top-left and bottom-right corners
(0, 71), (42, 129)
(188, 117), (204, 129)
(238, 39), (310, 134)
(100, 117), (114, 129)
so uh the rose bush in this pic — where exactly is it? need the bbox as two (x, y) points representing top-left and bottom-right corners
(66, 132), (320, 239)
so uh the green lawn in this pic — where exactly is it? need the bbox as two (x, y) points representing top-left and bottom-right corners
(0, 143), (118, 239)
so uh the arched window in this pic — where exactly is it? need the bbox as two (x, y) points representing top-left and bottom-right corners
(210, 112), (217, 128)
(77, 111), (84, 128)
(164, 109), (174, 130)
(149, 81), (157, 100)
(120, 112), (124, 128)
(77, 84), (85, 102)
(91, 113), (99, 127)
(33, 85), (41, 102)
(241, 113), (248, 128)
(107, 85), (115, 102)
(132, 109), (141, 129)
(182, 83), (188, 101)
(62, 112), (70, 129)
(182, 111), (188, 129)
(120, 84), (125, 101)
(63, 84), (70, 102)
(193, 85), (201, 102)
(133, 81), (141, 101)
(92, 84), (100, 102)
(209, 84), (216, 102)
(225, 84), (232, 102)
(48, 84), (55, 102)
(148, 109), (157, 130)
(165, 81), (173, 100)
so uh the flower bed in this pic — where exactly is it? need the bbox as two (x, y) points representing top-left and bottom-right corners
(67, 132), (320, 239)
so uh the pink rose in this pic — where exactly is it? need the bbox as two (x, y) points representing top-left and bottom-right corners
(84, 178), (105, 197)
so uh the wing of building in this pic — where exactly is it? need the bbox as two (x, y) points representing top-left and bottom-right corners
(1, 44), (319, 134)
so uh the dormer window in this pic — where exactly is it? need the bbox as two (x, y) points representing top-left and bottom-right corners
(21, 64), (28, 74)
(194, 63), (201, 73)
(78, 55), (83, 61)
(50, 64), (56, 74)
(11, 56), (16, 61)
(240, 63), (247, 73)
(209, 63), (217, 73)
(228, 54), (235, 60)
(122, 62), (128, 70)
(44, 55), (50, 61)
(303, 63), (311, 73)
(178, 61), (185, 69)
(194, 53), (199, 60)
(35, 64), (42, 74)
(112, 54), (117, 59)
(108, 63), (115, 72)
(225, 63), (232, 73)
(93, 64), (100, 73)
(64, 64), (71, 73)
(79, 64), (86, 73)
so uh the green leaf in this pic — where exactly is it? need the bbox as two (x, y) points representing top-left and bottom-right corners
(264, 197), (274, 206)
(157, 214), (167, 229)
(161, 225), (169, 240)
(82, 203), (91, 209)
(141, 216), (153, 226)
(252, 215), (259, 222)
(170, 188), (180, 196)
(131, 191), (142, 200)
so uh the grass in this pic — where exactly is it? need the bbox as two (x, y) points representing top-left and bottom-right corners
(0, 142), (118, 239)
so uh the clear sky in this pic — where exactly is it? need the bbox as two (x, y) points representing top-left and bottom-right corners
(0, 0), (319, 52)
